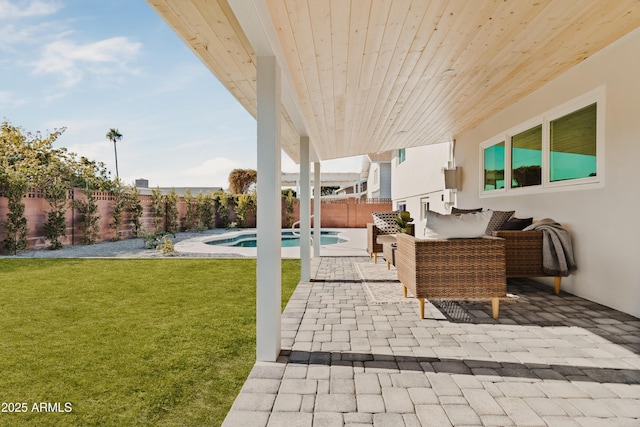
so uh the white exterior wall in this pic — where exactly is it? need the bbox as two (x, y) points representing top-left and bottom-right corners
(368, 163), (381, 198)
(379, 164), (392, 199)
(391, 143), (451, 238)
(455, 28), (640, 317)
(367, 162), (392, 199)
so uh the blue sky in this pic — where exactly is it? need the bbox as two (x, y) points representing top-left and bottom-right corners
(0, 0), (361, 188)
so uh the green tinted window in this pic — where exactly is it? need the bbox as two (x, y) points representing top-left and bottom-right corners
(398, 148), (406, 164)
(550, 103), (597, 182)
(484, 142), (505, 190)
(511, 125), (542, 188)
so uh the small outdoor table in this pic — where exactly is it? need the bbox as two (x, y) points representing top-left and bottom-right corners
(383, 242), (397, 270)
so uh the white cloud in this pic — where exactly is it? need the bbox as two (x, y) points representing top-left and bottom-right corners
(33, 36), (142, 86)
(0, 90), (29, 108)
(182, 157), (242, 187)
(64, 140), (112, 164)
(0, 20), (70, 54)
(116, 157), (243, 189)
(0, 0), (61, 20)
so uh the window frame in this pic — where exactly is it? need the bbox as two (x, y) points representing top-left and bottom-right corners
(398, 148), (406, 164)
(479, 139), (507, 195)
(420, 197), (430, 221)
(479, 87), (605, 198)
(510, 121), (543, 190)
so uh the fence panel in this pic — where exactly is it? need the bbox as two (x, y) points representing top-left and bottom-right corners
(1, 191), (392, 251)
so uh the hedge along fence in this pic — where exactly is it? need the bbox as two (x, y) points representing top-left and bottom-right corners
(0, 188), (246, 251)
(0, 189), (390, 251)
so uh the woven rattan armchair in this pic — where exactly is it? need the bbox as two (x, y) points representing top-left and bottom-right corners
(396, 233), (506, 319)
(367, 223), (414, 263)
(492, 230), (562, 294)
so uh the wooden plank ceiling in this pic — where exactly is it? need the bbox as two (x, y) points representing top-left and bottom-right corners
(147, 0), (640, 163)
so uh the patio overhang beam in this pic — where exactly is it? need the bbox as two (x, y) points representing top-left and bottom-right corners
(227, 0), (319, 164)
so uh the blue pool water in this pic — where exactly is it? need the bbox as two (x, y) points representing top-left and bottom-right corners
(206, 230), (344, 248)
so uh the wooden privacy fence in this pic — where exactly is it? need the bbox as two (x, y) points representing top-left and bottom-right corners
(0, 190), (391, 250)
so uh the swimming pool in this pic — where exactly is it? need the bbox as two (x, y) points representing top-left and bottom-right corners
(205, 230), (345, 248)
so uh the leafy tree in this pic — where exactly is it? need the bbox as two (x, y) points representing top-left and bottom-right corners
(1, 121), (114, 251)
(105, 128), (123, 179)
(165, 188), (179, 234)
(73, 156), (111, 190)
(1, 121), (66, 252)
(228, 169), (257, 194)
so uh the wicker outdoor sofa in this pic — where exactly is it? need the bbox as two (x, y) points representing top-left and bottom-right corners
(493, 229), (563, 294)
(395, 233), (507, 320)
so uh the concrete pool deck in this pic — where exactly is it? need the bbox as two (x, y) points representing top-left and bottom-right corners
(174, 228), (368, 258)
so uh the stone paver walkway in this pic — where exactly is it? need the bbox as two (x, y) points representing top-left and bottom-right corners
(223, 257), (640, 426)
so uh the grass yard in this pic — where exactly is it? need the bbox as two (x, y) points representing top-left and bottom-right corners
(0, 258), (300, 426)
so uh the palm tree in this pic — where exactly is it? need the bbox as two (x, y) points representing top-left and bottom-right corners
(106, 128), (123, 179)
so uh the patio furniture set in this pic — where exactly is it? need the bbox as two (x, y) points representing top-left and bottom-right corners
(368, 209), (575, 320)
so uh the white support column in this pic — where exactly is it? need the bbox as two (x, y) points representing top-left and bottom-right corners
(256, 56), (281, 362)
(299, 137), (311, 282)
(313, 162), (321, 255)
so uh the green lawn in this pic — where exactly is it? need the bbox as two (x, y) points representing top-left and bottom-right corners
(0, 259), (300, 426)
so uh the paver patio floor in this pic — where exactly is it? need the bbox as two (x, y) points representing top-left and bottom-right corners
(223, 257), (640, 426)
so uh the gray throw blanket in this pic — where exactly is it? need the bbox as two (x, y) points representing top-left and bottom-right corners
(523, 218), (577, 276)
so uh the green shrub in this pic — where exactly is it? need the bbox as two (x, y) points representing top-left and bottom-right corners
(151, 187), (165, 233)
(73, 191), (100, 245)
(44, 184), (68, 250)
(110, 180), (127, 241)
(283, 190), (296, 228)
(182, 188), (197, 231)
(196, 191), (214, 230)
(141, 230), (175, 250)
(156, 235), (175, 255)
(235, 193), (255, 228)
(213, 190), (232, 228)
(2, 181), (29, 254)
(127, 186), (144, 238)
(165, 189), (179, 234)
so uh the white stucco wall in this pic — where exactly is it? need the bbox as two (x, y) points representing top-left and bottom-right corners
(367, 163), (380, 198)
(367, 162), (392, 199)
(392, 143), (452, 237)
(455, 27), (640, 317)
(379, 163), (392, 199)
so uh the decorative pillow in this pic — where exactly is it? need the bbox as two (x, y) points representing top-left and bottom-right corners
(425, 210), (492, 239)
(485, 210), (515, 235)
(451, 207), (483, 214)
(372, 211), (400, 234)
(499, 217), (533, 230)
